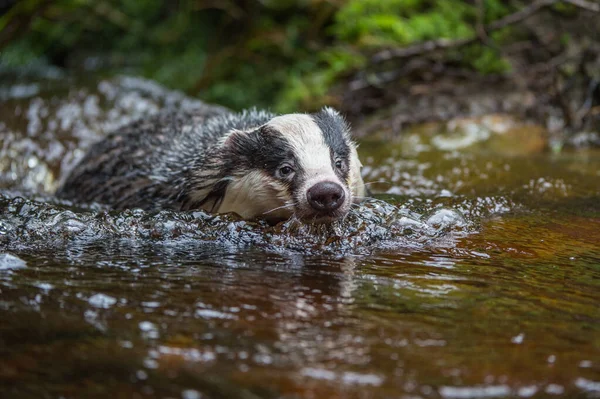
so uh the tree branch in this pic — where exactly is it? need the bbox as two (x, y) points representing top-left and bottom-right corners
(370, 0), (597, 64)
(563, 0), (600, 12)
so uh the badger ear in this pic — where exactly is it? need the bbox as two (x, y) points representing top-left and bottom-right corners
(221, 129), (249, 148)
(221, 128), (261, 153)
(322, 107), (349, 125)
(222, 125), (274, 147)
(321, 106), (340, 116)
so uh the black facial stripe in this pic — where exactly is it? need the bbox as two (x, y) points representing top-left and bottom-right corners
(312, 110), (351, 181)
(223, 125), (302, 198)
(330, 149), (349, 181)
(224, 126), (292, 169)
(312, 110), (351, 157)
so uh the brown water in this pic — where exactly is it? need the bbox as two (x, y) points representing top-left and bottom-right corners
(1, 74), (599, 398)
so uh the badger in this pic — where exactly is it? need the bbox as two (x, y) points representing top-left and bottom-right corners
(57, 107), (366, 224)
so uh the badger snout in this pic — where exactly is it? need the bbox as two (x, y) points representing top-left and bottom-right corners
(307, 181), (346, 213)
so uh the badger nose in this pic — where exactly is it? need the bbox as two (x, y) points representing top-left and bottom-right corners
(307, 182), (345, 212)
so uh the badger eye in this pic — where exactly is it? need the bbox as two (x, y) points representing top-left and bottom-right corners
(278, 165), (294, 178)
(335, 159), (344, 170)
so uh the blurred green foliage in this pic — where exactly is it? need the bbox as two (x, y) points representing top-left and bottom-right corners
(0, 0), (519, 112)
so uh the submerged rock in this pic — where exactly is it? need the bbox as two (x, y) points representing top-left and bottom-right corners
(0, 252), (27, 271)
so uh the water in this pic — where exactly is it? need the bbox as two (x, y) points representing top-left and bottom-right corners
(1, 73), (599, 398)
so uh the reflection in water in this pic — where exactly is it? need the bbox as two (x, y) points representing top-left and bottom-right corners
(2, 212), (599, 397)
(1, 73), (599, 398)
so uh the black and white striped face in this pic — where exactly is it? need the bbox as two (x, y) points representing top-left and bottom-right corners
(214, 107), (365, 223)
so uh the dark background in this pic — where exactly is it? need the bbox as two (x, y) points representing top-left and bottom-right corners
(1, 0), (599, 135)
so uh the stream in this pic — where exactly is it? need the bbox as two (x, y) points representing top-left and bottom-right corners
(1, 72), (599, 398)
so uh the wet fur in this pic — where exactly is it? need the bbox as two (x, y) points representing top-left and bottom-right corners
(57, 107), (365, 222)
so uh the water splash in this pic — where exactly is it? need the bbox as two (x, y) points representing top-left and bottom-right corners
(0, 194), (471, 254)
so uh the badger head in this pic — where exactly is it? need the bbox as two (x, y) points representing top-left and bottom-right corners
(189, 107), (366, 224)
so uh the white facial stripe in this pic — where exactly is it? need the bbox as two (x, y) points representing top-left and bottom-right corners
(268, 114), (340, 183)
